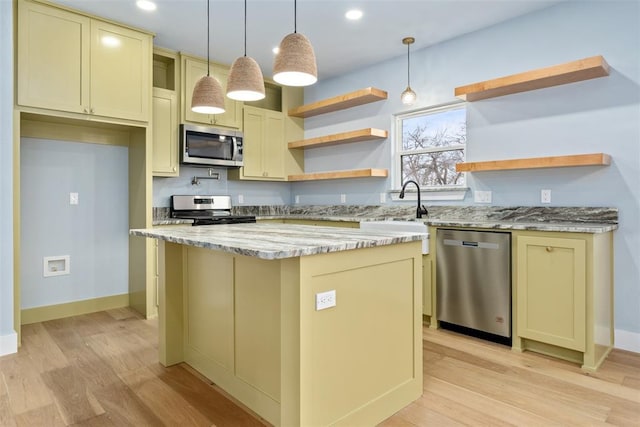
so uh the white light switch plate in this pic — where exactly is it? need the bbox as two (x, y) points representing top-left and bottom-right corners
(69, 192), (79, 205)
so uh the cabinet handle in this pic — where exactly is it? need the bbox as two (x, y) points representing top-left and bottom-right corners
(83, 108), (88, 113)
(172, 166), (176, 172)
(90, 108), (94, 114)
(546, 246), (553, 252)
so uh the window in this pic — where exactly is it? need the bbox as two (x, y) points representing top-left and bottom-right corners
(395, 103), (466, 190)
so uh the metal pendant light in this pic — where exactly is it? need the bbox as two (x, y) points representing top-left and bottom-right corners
(401, 36), (417, 105)
(191, 0), (225, 114)
(273, 0), (317, 87)
(227, 0), (265, 101)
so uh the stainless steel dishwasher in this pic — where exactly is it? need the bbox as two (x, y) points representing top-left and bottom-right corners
(436, 229), (511, 343)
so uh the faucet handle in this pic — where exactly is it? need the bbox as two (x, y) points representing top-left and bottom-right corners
(420, 205), (428, 217)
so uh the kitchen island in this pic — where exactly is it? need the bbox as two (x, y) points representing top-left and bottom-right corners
(130, 223), (426, 426)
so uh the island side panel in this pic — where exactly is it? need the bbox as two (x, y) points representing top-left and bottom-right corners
(280, 257), (301, 427)
(183, 247), (235, 373)
(182, 247), (283, 426)
(158, 240), (184, 366)
(297, 241), (423, 427)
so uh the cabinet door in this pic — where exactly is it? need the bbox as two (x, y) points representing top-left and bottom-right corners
(241, 106), (266, 178)
(183, 58), (242, 128)
(262, 110), (285, 179)
(17, 0), (90, 113)
(90, 20), (151, 121)
(210, 63), (243, 129)
(240, 107), (285, 180)
(422, 256), (432, 316)
(516, 235), (586, 351)
(152, 88), (178, 176)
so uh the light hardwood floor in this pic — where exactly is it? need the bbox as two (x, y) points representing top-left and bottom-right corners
(1, 308), (638, 426)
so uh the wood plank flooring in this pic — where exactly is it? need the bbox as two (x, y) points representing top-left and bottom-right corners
(1, 308), (638, 426)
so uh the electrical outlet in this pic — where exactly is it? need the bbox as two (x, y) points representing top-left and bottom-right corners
(316, 290), (336, 311)
(541, 189), (552, 204)
(69, 192), (79, 205)
(340, 194), (346, 204)
(238, 194), (244, 204)
(474, 190), (492, 203)
(380, 192), (386, 203)
(295, 195), (300, 204)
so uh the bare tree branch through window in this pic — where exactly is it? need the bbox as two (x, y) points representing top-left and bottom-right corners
(397, 105), (466, 188)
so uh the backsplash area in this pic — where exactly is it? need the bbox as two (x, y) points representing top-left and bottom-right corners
(152, 166), (291, 207)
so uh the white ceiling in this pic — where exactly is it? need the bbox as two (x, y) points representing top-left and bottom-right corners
(53, 0), (564, 81)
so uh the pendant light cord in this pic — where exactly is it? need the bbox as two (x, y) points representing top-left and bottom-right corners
(407, 42), (411, 86)
(294, 0), (297, 33)
(206, 0), (210, 76)
(243, 0), (247, 56)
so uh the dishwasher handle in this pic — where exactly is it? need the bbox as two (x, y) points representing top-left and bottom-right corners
(443, 239), (500, 250)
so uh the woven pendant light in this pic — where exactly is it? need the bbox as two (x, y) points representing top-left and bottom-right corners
(273, 0), (317, 87)
(191, 0), (225, 114)
(227, 0), (265, 101)
(401, 37), (417, 105)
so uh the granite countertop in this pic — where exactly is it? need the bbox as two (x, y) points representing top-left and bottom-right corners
(131, 223), (427, 260)
(152, 205), (618, 233)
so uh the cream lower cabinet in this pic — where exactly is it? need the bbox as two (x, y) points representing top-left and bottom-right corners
(513, 231), (613, 372)
(234, 106), (286, 180)
(152, 88), (179, 176)
(17, 0), (151, 122)
(423, 255), (433, 317)
(181, 55), (242, 129)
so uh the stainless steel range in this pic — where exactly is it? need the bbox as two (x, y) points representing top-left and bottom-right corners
(170, 195), (256, 226)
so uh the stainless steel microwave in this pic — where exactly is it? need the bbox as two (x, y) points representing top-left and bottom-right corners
(180, 124), (243, 167)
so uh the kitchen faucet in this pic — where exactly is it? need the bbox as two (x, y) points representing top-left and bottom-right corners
(399, 180), (428, 218)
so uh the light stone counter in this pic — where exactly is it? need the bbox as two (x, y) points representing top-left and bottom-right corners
(152, 205), (618, 233)
(426, 219), (617, 233)
(130, 222), (427, 260)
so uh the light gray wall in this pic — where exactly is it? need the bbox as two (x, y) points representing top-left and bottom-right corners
(153, 166), (291, 207)
(296, 1), (640, 336)
(20, 138), (129, 308)
(1, 0), (14, 343)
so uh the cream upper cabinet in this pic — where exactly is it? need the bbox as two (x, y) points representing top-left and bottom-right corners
(182, 56), (242, 129)
(152, 88), (178, 176)
(18, 0), (89, 114)
(236, 106), (285, 180)
(17, 0), (151, 122)
(89, 20), (151, 121)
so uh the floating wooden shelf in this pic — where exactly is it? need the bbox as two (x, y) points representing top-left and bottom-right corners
(288, 87), (388, 118)
(456, 153), (611, 172)
(288, 168), (389, 181)
(288, 128), (388, 149)
(455, 55), (610, 102)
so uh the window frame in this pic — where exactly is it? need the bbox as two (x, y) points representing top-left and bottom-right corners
(392, 102), (468, 200)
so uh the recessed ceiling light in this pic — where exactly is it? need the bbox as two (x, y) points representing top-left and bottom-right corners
(136, 0), (157, 11)
(272, 46), (280, 55)
(345, 9), (363, 20)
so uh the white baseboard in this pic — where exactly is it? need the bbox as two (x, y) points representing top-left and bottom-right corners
(615, 329), (640, 353)
(0, 330), (18, 356)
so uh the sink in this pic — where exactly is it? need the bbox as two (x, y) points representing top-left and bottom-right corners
(360, 220), (429, 254)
